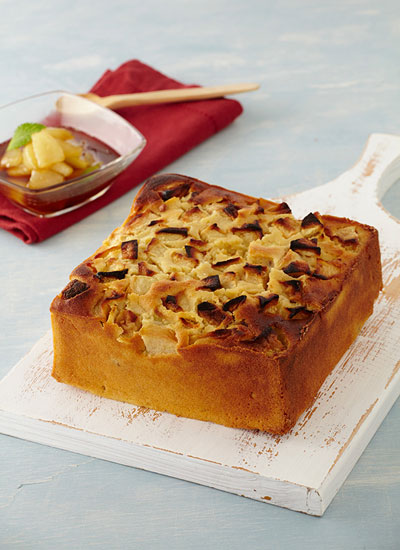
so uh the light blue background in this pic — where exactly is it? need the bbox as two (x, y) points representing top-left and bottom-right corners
(0, 1), (399, 548)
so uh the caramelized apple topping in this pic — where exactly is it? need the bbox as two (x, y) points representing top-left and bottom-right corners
(199, 275), (222, 291)
(159, 183), (190, 201)
(232, 220), (263, 238)
(223, 203), (239, 218)
(223, 295), (247, 312)
(157, 227), (188, 237)
(189, 238), (206, 247)
(244, 263), (265, 274)
(301, 212), (322, 228)
(290, 238), (321, 254)
(162, 295), (182, 312)
(273, 217), (298, 234)
(258, 294), (279, 309)
(96, 269), (128, 280)
(197, 302), (226, 325)
(268, 202), (291, 214)
(212, 257), (240, 268)
(185, 245), (203, 259)
(82, 176), (365, 354)
(283, 261), (311, 277)
(121, 239), (138, 260)
(62, 279), (89, 299)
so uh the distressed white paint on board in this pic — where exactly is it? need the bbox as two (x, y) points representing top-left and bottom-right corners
(0, 134), (399, 516)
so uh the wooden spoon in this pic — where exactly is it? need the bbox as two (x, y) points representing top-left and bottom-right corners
(80, 82), (259, 110)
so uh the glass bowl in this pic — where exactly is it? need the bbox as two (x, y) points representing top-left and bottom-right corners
(0, 91), (146, 217)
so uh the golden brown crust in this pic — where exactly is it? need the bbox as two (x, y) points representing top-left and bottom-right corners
(50, 173), (382, 434)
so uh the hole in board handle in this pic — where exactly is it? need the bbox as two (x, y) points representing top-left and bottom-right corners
(380, 179), (400, 222)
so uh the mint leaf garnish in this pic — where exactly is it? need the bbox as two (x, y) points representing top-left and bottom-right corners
(7, 123), (46, 151)
(81, 162), (101, 175)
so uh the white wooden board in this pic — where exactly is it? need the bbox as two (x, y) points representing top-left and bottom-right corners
(0, 133), (399, 516)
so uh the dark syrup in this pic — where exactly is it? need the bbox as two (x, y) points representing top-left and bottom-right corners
(0, 128), (119, 215)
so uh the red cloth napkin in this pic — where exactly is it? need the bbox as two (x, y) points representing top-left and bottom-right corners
(0, 60), (243, 244)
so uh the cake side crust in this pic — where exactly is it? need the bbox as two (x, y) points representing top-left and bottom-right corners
(51, 312), (289, 433)
(277, 223), (382, 430)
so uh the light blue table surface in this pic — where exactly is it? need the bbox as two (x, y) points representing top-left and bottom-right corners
(1, 1), (399, 548)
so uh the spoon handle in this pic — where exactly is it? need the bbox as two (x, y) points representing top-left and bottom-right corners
(85, 83), (259, 110)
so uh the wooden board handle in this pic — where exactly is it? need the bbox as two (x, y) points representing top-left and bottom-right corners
(284, 133), (400, 228)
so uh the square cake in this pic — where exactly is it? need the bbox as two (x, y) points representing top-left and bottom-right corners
(50, 174), (382, 434)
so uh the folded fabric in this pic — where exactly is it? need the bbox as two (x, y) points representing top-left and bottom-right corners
(0, 60), (243, 244)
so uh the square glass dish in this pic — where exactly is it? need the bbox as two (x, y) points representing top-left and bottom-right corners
(0, 91), (146, 217)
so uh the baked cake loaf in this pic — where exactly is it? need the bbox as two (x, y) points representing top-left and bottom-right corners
(50, 173), (382, 434)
